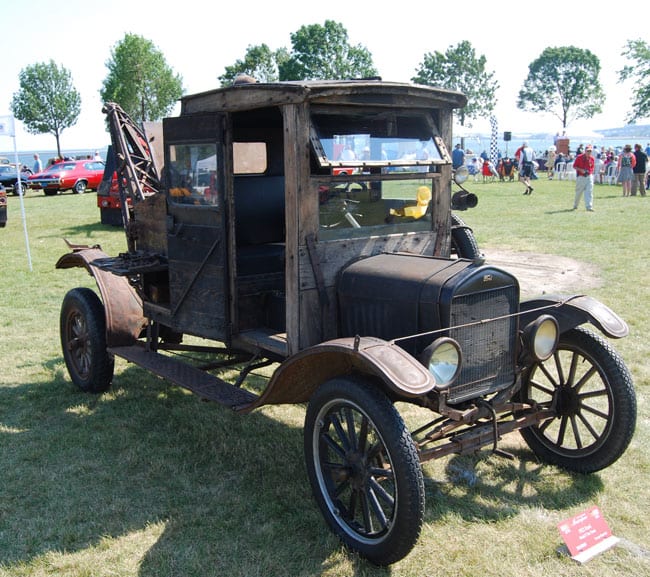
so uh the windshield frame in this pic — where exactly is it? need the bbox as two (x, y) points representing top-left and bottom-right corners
(309, 105), (450, 172)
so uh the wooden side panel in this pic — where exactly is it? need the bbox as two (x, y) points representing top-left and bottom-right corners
(134, 193), (168, 255)
(435, 112), (454, 258)
(167, 224), (227, 340)
(284, 103), (311, 356)
(298, 233), (436, 347)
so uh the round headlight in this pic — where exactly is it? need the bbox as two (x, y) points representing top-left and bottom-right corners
(420, 337), (462, 387)
(454, 165), (469, 185)
(523, 315), (559, 361)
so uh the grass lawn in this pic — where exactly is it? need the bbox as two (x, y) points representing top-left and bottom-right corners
(0, 178), (648, 577)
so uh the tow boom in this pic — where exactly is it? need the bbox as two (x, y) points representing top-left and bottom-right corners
(102, 102), (161, 252)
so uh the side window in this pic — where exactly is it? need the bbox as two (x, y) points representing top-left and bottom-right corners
(233, 142), (267, 175)
(168, 143), (219, 206)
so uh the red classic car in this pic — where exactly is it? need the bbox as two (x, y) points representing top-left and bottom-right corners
(28, 160), (105, 195)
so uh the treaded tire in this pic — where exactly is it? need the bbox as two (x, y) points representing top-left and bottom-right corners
(60, 287), (114, 393)
(519, 327), (636, 473)
(304, 376), (424, 565)
(451, 213), (481, 259)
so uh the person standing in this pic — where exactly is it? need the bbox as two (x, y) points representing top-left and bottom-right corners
(33, 153), (43, 174)
(546, 146), (556, 180)
(631, 143), (648, 197)
(452, 143), (465, 169)
(572, 144), (596, 211)
(518, 142), (535, 194)
(617, 144), (636, 197)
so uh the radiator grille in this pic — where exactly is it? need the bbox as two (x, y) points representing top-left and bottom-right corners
(447, 286), (518, 403)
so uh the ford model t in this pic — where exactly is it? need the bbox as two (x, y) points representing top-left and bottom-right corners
(56, 79), (636, 565)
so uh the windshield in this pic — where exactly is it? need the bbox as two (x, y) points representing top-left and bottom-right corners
(310, 108), (446, 170)
(310, 107), (450, 240)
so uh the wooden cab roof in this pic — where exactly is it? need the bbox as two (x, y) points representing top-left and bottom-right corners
(180, 79), (467, 116)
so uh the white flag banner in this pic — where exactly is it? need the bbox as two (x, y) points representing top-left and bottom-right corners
(0, 115), (15, 137)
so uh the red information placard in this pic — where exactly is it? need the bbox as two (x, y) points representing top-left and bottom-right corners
(557, 506), (619, 563)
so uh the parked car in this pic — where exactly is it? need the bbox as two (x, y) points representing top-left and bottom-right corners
(28, 159), (105, 195)
(0, 183), (7, 227)
(0, 165), (29, 195)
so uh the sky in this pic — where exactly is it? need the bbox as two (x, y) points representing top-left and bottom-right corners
(1, 0), (649, 153)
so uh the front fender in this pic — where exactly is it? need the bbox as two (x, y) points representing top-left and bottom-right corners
(56, 245), (145, 346)
(520, 294), (628, 338)
(244, 336), (437, 412)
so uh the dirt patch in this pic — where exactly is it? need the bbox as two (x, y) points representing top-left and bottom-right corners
(481, 249), (601, 297)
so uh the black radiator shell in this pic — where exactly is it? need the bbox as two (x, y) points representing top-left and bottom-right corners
(337, 252), (519, 357)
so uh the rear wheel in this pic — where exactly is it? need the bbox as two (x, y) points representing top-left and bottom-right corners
(60, 287), (114, 393)
(74, 180), (87, 194)
(519, 327), (636, 473)
(304, 377), (424, 565)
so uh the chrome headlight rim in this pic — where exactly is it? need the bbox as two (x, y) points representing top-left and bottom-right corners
(523, 314), (559, 362)
(454, 165), (469, 185)
(419, 337), (462, 388)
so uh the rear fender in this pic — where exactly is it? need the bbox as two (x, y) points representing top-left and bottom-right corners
(244, 336), (437, 412)
(520, 294), (628, 339)
(56, 244), (145, 346)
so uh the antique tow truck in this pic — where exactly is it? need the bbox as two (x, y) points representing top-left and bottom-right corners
(56, 79), (636, 565)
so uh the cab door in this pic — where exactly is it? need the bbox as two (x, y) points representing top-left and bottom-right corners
(163, 114), (229, 341)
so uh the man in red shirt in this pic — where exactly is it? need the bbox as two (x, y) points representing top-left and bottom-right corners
(572, 144), (596, 211)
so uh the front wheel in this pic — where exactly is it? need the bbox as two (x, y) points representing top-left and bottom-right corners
(519, 327), (636, 473)
(304, 377), (424, 565)
(60, 287), (114, 393)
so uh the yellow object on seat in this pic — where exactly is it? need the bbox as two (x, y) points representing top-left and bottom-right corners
(390, 186), (431, 219)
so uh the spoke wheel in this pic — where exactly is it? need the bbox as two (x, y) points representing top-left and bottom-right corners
(304, 377), (424, 565)
(60, 287), (114, 393)
(519, 327), (636, 473)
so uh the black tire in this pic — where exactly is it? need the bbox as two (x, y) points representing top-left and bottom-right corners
(304, 377), (424, 565)
(451, 213), (481, 259)
(519, 327), (636, 473)
(12, 184), (26, 196)
(73, 180), (87, 194)
(60, 287), (114, 393)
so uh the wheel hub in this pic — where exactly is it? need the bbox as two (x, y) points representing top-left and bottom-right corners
(555, 385), (579, 416)
(346, 450), (368, 490)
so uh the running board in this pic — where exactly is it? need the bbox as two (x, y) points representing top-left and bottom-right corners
(109, 345), (259, 410)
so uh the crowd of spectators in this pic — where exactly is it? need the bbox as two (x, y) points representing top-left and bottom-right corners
(459, 141), (650, 193)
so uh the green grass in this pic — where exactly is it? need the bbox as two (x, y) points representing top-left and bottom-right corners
(0, 181), (649, 577)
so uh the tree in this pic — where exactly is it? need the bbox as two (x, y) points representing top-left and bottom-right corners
(11, 60), (81, 158)
(411, 41), (498, 127)
(517, 46), (604, 129)
(219, 44), (288, 86)
(279, 20), (377, 81)
(618, 38), (650, 123)
(100, 33), (183, 123)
